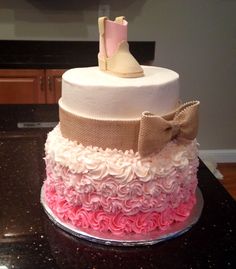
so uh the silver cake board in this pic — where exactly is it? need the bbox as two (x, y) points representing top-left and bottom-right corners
(41, 186), (203, 247)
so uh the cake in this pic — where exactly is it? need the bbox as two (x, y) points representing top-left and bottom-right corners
(42, 16), (200, 236)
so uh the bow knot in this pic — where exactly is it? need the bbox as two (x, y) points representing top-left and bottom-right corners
(138, 101), (200, 157)
(169, 120), (180, 138)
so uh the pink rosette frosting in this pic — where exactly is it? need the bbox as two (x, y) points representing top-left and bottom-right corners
(43, 125), (199, 235)
(45, 125), (199, 184)
(45, 158), (198, 215)
(44, 180), (196, 234)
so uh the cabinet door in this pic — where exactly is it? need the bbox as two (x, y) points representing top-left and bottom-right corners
(45, 69), (66, 104)
(0, 69), (45, 104)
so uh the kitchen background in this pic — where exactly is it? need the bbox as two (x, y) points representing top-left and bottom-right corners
(0, 0), (236, 161)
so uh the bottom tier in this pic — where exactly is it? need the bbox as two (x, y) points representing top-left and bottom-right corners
(42, 126), (199, 236)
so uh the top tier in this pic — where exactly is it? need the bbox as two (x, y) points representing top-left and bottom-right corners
(61, 65), (179, 120)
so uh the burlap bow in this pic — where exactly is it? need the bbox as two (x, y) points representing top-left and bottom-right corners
(59, 100), (200, 158)
(138, 101), (200, 157)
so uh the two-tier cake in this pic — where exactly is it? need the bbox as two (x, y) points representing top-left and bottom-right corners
(42, 16), (200, 238)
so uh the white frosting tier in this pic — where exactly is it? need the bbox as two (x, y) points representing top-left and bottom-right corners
(45, 125), (198, 183)
(61, 66), (179, 120)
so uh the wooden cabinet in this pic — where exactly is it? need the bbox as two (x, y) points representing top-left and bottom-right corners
(0, 69), (45, 104)
(0, 69), (66, 104)
(45, 69), (65, 104)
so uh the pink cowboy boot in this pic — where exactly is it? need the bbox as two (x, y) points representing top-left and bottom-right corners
(98, 16), (144, 78)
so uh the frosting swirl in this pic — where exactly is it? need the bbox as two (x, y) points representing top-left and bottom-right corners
(45, 158), (198, 215)
(44, 181), (196, 235)
(43, 125), (199, 234)
(45, 125), (199, 183)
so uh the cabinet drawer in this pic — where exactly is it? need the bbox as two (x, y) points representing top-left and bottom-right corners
(0, 69), (45, 104)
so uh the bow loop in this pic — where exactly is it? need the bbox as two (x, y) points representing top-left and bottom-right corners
(174, 101), (200, 139)
(138, 101), (200, 157)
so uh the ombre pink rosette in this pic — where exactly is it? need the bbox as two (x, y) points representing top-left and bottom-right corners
(43, 126), (199, 235)
(45, 126), (199, 184)
(45, 165), (197, 215)
(44, 181), (196, 235)
(174, 195), (196, 222)
(45, 158), (198, 215)
(89, 211), (110, 232)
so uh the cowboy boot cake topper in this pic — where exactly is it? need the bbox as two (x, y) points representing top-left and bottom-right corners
(98, 16), (144, 78)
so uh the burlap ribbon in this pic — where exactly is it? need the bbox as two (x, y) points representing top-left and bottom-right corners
(59, 100), (199, 157)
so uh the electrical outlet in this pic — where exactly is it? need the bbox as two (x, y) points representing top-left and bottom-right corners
(98, 4), (110, 17)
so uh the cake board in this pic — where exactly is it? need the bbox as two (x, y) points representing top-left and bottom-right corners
(40, 186), (203, 247)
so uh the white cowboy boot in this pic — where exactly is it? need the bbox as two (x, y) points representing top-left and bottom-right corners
(98, 16), (144, 78)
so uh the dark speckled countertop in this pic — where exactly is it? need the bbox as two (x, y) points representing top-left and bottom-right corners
(0, 105), (236, 269)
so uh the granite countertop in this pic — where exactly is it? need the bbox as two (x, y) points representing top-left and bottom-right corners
(0, 105), (236, 269)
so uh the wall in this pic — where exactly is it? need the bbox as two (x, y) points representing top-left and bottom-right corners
(0, 0), (236, 151)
